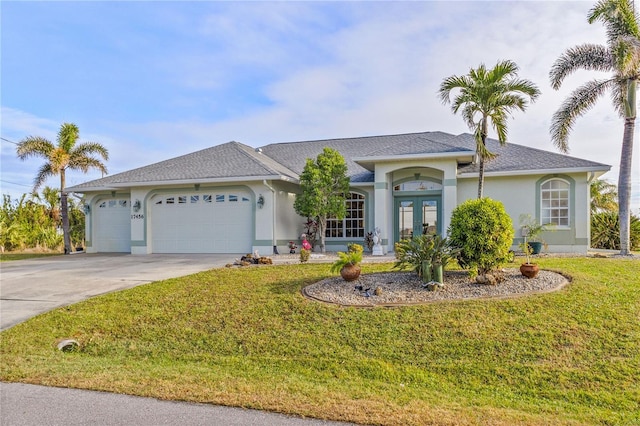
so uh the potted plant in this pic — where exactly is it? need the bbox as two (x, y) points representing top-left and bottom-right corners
(330, 244), (363, 281)
(519, 234), (539, 278)
(519, 214), (553, 255)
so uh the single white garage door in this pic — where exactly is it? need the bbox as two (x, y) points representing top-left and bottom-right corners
(150, 190), (253, 253)
(94, 198), (131, 252)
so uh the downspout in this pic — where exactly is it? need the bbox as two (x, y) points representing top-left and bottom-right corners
(263, 179), (278, 254)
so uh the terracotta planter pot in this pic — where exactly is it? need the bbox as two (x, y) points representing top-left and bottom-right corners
(340, 264), (361, 282)
(520, 263), (540, 279)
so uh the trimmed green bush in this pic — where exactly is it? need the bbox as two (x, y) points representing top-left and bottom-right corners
(448, 198), (514, 277)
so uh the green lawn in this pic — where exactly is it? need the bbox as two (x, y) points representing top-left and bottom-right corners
(1, 258), (638, 425)
(0, 252), (62, 262)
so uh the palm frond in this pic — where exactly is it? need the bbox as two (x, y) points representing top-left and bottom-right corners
(588, 0), (640, 42)
(550, 44), (612, 89)
(16, 137), (55, 160)
(612, 35), (640, 75)
(71, 141), (110, 161)
(550, 78), (616, 152)
(57, 123), (79, 152)
(33, 163), (55, 192)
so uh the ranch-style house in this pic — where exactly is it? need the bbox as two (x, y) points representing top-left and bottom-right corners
(66, 131), (610, 255)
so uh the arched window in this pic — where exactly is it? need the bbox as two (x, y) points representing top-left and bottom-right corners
(541, 179), (570, 226)
(326, 192), (365, 238)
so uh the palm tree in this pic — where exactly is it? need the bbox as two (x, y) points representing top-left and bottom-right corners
(439, 60), (541, 198)
(16, 123), (109, 254)
(550, 0), (639, 255)
(591, 178), (618, 213)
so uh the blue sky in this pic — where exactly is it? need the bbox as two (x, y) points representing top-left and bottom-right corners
(1, 1), (638, 211)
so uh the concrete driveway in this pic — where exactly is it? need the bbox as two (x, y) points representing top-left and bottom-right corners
(0, 253), (233, 331)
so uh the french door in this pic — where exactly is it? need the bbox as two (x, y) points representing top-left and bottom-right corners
(395, 196), (441, 242)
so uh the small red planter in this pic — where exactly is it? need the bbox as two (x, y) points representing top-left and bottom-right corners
(520, 263), (540, 279)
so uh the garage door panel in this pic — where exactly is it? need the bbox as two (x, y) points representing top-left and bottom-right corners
(151, 190), (252, 253)
(95, 198), (131, 252)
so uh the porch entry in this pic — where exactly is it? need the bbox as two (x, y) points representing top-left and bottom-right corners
(395, 196), (441, 242)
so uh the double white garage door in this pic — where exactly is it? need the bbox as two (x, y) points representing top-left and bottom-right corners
(93, 190), (253, 253)
(150, 190), (253, 254)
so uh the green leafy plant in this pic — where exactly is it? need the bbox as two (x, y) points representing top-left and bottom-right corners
(346, 243), (363, 254)
(448, 198), (514, 278)
(591, 211), (640, 251)
(393, 234), (458, 281)
(329, 250), (363, 273)
(294, 147), (350, 253)
(299, 248), (311, 263)
(519, 214), (554, 245)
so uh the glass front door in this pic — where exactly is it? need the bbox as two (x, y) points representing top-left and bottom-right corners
(395, 196), (440, 242)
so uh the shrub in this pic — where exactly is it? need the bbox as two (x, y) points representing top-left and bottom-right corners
(448, 198), (514, 278)
(299, 248), (311, 263)
(591, 212), (640, 251)
(347, 243), (363, 254)
(393, 234), (458, 279)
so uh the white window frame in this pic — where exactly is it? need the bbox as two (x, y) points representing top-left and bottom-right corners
(540, 178), (570, 228)
(325, 192), (366, 239)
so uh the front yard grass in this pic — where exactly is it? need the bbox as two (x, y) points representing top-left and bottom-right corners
(1, 258), (639, 425)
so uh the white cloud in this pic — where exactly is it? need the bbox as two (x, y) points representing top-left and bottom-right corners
(2, 1), (638, 211)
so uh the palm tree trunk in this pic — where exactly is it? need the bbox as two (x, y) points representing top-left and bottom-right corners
(477, 120), (488, 199)
(477, 156), (486, 199)
(60, 172), (71, 254)
(618, 116), (635, 255)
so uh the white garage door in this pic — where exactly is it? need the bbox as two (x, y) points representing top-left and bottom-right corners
(151, 190), (253, 253)
(94, 199), (131, 252)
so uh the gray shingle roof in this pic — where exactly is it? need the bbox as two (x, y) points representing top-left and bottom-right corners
(66, 141), (297, 191)
(67, 131), (610, 191)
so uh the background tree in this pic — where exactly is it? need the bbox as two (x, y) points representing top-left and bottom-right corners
(294, 147), (350, 253)
(550, 0), (639, 255)
(439, 60), (540, 198)
(16, 123), (108, 254)
(591, 178), (618, 214)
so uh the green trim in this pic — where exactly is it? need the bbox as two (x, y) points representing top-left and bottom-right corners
(374, 182), (387, 190)
(535, 174), (575, 228)
(443, 178), (457, 187)
(393, 195), (442, 243)
(130, 240), (146, 247)
(253, 240), (273, 246)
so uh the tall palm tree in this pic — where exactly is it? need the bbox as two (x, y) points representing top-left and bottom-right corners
(16, 123), (109, 254)
(439, 60), (541, 198)
(550, 0), (639, 255)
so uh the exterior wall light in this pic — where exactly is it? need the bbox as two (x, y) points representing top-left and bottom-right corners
(133, 199), (142, 212)
(257, 194), (265, 209)
(83, 204), (91, 215)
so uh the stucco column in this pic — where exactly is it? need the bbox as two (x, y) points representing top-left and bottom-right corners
(442, 167), (457, 234)
(132, 188), (151, 254)
(373, 169), (391, 254)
